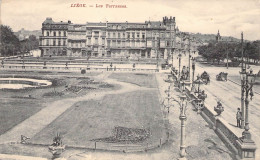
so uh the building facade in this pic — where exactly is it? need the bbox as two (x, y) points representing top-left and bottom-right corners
(39, 17), (194, 59)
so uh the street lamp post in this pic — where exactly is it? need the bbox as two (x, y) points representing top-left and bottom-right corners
(240, 70), (256, 139)
(171, 93), (188, 160)
(178, 52), (182, 79)
(179, 94), (187, 160)
(191, 57), (195, 91)
(193, 76), (203, 95)
(240, 32), (246, 129)
(188, 38), (191, 82)
(237, 69), (257, 159)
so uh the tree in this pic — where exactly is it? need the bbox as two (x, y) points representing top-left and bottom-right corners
(0, 25), (20, 56)
(20, 35), (39, 54)
(198, 42), (226, 64)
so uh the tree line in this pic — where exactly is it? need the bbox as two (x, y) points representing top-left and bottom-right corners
(0, 25), (39, 57)
(197, 40), (260, 65)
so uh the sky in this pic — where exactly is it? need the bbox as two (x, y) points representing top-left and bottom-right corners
(0, 0), (260, 41)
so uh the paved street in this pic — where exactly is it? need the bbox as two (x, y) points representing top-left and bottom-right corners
(172, 54), (260, 159)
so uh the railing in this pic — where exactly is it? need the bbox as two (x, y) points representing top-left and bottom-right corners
(215, 118), (239, 154)
(1, 65), (158, 72)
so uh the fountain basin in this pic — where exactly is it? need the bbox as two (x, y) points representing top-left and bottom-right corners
(0, 78), (52, 89)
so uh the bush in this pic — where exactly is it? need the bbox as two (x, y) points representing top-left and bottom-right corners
(81, 69), (86, 74)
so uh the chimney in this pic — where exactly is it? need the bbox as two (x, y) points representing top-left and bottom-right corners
(68, 20), (71, 24)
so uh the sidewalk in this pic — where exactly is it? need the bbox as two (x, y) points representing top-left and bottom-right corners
(155, 72), (233, 160)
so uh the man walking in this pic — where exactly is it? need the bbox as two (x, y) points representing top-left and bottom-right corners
(236, 108), (242, 128)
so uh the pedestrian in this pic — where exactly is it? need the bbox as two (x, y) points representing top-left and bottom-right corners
(236, 108), (242, 128)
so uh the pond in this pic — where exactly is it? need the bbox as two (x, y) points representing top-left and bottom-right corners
(0, 78), (52, 89)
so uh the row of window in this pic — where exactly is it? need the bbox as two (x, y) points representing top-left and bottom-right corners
(44, 30), (174, 39)
(44, 40), (66, 46)
(45, 31), (67, 37)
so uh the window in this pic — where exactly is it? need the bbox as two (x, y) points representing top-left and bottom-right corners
(137, 33), (140, 38)
(166, 41), (170, 47)
(102, 38), (105, 45)
(112, 40), (116, 47)
(46, 40), (49, 45)
(95, 38), (98, 44)
(63, 40), (66, 46)
(123, 33), (125, 38)
(142, 33), (145, 39)
(53, 40), (56, 46)
(108, 32), (110, 38)
(107, 40), (111, 47)
(117, 41), (121, 47)
(58, 40), (61, 46)
(54, 32), (56, 37)
(59, 31), (61, 36)
(94, 31), (99, 37)
(127, 33), (130, 38)
(88, 38), (91, 45)
(132, 33), (135, 38)
(113, 32), (116, 38)
(64, 31), (66, 36)
(161, 33), (164, 38)
(118, 33), (120, 38)
(47, 31), (49, 36)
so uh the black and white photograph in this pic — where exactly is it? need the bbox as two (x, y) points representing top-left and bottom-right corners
(0, 0), (259, 159)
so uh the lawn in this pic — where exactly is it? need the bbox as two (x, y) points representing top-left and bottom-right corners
(108, 73), (157, 88)
(30, 90), (166, 149)
(0, 71), (111, 135)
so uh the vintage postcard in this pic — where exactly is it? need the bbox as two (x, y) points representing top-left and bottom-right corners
(0, 0), (259, 159)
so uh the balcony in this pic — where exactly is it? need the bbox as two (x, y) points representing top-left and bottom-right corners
(39, 45), (66, 48)
(39, 36), (67, 39)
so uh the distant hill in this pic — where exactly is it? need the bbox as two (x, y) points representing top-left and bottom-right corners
(190, 32), (242, 43)
(14, 28), (41, 41)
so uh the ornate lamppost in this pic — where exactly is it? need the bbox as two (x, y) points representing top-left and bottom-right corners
(193, 76), (203, 95)
(178, 52), (182, 79)
(191, 57), (196, 92)
(237, 69), (256, 159)
(179, 94), (187, 160)
(240, 32), (246, 129)
(172, 93), (188, 160)
(187, 37), (192, 82)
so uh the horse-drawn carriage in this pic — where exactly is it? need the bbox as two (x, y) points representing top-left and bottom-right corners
(216, 72), (228, 81)
(200, 71), (210, 84)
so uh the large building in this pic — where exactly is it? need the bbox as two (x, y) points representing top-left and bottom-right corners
(39, 17), (197, 59)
